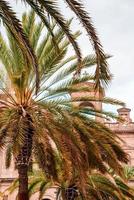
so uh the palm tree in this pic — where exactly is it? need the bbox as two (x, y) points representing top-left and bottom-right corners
(0, 0), (111, 91)
(0, 11), (128, 200)
(6, 169), (134, 200)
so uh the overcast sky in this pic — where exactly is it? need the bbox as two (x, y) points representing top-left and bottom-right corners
(2, 0), (134, 119)
(84, 0), (134, 119)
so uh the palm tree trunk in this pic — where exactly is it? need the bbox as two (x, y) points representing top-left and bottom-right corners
(16, 114), (34, 200)
(18, 165), (29, 200)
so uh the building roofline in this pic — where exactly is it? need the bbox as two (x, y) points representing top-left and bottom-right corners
(117, 107), (131, 112)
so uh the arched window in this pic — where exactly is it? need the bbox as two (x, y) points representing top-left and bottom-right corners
(42, 199), (51, 200)
(79, 102), (94, 109)
(79, 101), (95, 119)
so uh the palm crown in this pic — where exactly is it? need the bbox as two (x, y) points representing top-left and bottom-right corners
(0, 10), (128, 199)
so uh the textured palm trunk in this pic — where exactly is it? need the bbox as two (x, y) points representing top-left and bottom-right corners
(18, 165), (29, 200)
(16, 115), (34, 200)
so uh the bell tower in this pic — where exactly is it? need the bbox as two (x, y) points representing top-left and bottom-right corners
(117, 107), (132, 124)
(71, 82), (105, 122)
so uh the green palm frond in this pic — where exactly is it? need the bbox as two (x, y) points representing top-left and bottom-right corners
(87, 173), (122, 200)
(31, 22), (44, 50)
(22, 0), (60, 51)
(123, 165), (134, 181)
(0, 34), (13, 72)
(0, 0), (39, 91)
(5, 144), (13, 168)
(7, 31), (24, 73)
(69, 96), (124, 106)
(23, 10), (36, 40)
(109, 166), (134, 200)
(24, 0), (82, 65)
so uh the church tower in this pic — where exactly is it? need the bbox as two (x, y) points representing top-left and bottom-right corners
(71, 82), (105, 122)
(117, 107), (132, 124)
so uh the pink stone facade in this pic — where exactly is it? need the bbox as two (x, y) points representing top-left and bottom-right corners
(105, 107), (134, 166)
(71, 82), (105, 122)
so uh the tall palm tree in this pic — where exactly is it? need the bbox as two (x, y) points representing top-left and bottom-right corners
(0, 0), (111, 91)
(0, 11), (128, 200)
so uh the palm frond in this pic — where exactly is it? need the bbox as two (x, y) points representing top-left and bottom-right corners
(7, 31), (24, 73)
(31, 22), (44, 50)
(0, 0), (39, 92)
(23, 1), (59, 51)
(0, 34), (13, 75)
(65, 0), (111, 87)
(5, 144), (13, 168)
(25, 0), (82, 66)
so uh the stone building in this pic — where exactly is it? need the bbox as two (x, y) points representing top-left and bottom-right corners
(105, 107), (134, 166)
(71, 82), (134, 165)
(0, 83), (134, 199)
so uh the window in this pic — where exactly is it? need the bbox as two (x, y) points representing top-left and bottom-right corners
(79, 102), (94, 108)
(42, 199), (51, 200)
